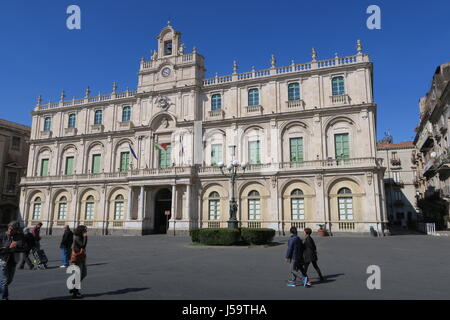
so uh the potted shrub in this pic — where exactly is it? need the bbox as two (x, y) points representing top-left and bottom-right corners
(317, 224), (329, 237)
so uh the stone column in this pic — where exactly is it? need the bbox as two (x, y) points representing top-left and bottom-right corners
(139, 186), (145, 220)
(127, 187), (133, 220)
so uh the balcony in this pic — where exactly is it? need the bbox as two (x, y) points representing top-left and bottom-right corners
(90, 124), (104, 133)
(390, 158), (401, 166)
(118, 121), (134, 130)
(245, 105), (263, 115)
(198, 157), (382, 176)
(64, 127), (77, 136)
(330, 94), (350, 105)
(207, 109), (225, 120)
(40, 130), (52, 139)
(285, 99), (304, 110)
(21, 166), (194, 185)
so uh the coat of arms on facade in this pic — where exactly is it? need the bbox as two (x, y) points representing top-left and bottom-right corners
(155, 96), (171, 111)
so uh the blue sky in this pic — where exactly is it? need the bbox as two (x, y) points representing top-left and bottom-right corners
(1, 0), (449, 142)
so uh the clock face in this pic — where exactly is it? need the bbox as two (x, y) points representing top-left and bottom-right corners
(161, 67), (171, 77)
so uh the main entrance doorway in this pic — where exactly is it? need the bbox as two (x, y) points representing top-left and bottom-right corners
(154, 188), (172, 234)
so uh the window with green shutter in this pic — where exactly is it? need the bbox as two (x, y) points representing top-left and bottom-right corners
(334, 133), (350, 159)
(120, 152), (130, 172)
(159, 144), (172, 168)
(40, 159), (49, 176)
(248, 141), (261, 164)
(211, 144), (222, 165)
(65, 157), (74, 175)
(289, 137), (304, 162)
(92, 154), (101, 174)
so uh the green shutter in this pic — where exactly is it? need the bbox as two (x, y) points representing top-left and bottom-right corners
(159, 144), (171, 168)
(92, 154), (101, 173)
(120, 152), (130, 172)
(65, 157), (74, 175)
(211, 144), (222, 165)
(40, 159), (49, 176)
(249, 141), (261, 164)
(289, 138), (304, 162)
(335, 133), (349, 159)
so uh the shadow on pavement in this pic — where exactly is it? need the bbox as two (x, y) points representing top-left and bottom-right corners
(43, 287), (150, 300)
(310, 273), (344, 285)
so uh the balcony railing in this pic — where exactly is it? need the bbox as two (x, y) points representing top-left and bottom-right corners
(245, 105), (263, 114)
(330, 94), (350, 105)
(390, 158), (401, 166)
(286, 99), (304, 110)
(21, 166), (193, 184)
(208, 109), (225, 119)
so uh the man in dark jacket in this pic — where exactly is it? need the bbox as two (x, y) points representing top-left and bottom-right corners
(32, 223), (43, 250)
(18, 228), (36, 270)
(59, 226), (73, 268)
(285, 226), (308, 287)
(0, 221), (26, 300)
(303, 228), (325, 282)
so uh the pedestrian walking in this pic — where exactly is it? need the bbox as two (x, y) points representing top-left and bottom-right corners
(303, 228), (325, 282)
(285, 226), (308, 287)
(69, 225), (88, 298)
(59, 226), (73, 268)
(31, 223), (43, 250)
(18, 228), (36, 270)
(0, 221), (26, 300)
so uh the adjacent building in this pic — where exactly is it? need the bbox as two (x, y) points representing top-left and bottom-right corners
(376, 141), (419, 229)
(0, 119), (30, 227)
(19, 24), (386, 236)
(414, 62), (450, 229)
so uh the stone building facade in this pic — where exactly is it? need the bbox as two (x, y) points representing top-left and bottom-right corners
(0, 119), (30, 227)
(19, 24), (386, 235)
(414, 62), (450, 229)
(377, 141), (419, 228)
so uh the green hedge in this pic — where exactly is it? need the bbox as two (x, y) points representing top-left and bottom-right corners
(190, 228), (275, 245)
(240, 228), (275, 245)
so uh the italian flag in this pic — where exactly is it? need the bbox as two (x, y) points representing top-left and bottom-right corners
(153, 142), (169, 151)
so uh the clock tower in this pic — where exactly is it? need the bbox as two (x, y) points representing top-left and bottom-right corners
(137, 22), (206, 93)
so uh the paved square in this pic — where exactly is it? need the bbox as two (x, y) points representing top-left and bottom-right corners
(7, 234), (450, 300)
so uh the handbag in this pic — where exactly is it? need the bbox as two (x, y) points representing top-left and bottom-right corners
(70, 248), (86, 264)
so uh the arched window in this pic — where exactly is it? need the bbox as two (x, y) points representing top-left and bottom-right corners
(248, 190), (261, 220)
(290, 189), (305, 220)
(85, 195), (95, 220)
(338, 187), (353, 220)
(208, 191), (220, 220)
(32, 197), (42, 220)
(332, 76), (345, 96)
(122, 106), (131, 122)
(248, 88), (259, 106)
(68, 114), (76, 128)
(94, 110), (103, 125)
(43, 117), (52, 131)
(211, 94), (222, 111)
(58, 196), (68, 220)
(114, 194), (124, 220)
(288, 83), (300, 101)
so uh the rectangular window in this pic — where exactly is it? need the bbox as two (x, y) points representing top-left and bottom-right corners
(33, 203), (41, 220)
(65, 157), (74, 175)
(40, 159), (49, 176)
(6, 172), (17, 191)
(209, 200), (220, 220)
(159, 144), (172, 168)
(164, 41), (173, 55)
(11, 136), (20, 150)
(94, 110), (103, 125)
(334, 133), (349, 159)
(248, 199), (261, 220)
(120, 152), (130, 172)
(289, 137), (304, 162)
(291, 198), (305, 220)
(393, 172), (401, 183)
(338, 197), (353, 220)
(43, 117), (52, 131)
(85, 203), (94, 220)
(249, 141), (261, 164)
(92, 154), (101, 174)
(211, 144), (222, 165)
(114, 202), (124, 220)
(58, 203), (67, 220)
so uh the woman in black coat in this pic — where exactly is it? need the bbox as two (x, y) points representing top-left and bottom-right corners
(303, 228), (325, 282)
(70, 225), (88, 298)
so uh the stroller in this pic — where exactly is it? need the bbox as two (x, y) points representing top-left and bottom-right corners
(31, 248), (48, 269)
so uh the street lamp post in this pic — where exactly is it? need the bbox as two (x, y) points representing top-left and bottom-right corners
(217, 156), (248, 229)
